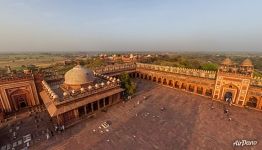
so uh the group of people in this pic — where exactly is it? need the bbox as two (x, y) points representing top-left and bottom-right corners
(54, 124), (65, 133)
(225, 97), (233, 106)
(46, 124), (65, 140)
(211, 100), (232, 121)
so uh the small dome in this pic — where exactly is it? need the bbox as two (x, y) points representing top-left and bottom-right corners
(221, 58), (233, 65)
(53, 95), (59, 99)
(95, 84), (99, 88)
(80, 87), (85, 92)
(64, 65), (94, 85)
(241, 58), (253, 66)
(63, 92), (68, 96)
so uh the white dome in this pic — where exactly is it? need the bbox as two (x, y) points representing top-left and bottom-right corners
(64, 65), (94, 85)
(53, 95), (59, 99)
(80, 87), (85, 92)
(63, 92), (68, 96)
(95, 84), (99, 88)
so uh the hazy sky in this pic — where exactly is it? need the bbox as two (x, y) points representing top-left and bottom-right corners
(0, 0), (262, 52)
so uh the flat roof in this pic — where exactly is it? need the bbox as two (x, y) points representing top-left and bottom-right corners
(40, 87), (124, 117)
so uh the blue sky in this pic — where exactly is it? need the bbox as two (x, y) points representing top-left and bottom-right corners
(0, 0), (261, 52)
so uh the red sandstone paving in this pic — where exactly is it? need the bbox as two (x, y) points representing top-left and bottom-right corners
(2, 79), (262, 150)
(37, 79), (262, 150)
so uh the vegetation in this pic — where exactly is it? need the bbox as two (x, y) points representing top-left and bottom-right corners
(0, 52), (261, 76)
(83, 58), (106, 69)
(119, 73), (136, 97)
(200, 63), (218, 71)
(147, 55), (218, 70)
(147, 53), (262, 72)
(254, 71), (262, 78)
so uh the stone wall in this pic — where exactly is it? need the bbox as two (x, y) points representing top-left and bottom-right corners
(136, 63), (217, 79)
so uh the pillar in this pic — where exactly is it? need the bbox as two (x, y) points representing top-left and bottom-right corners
(91, 103), (94, 112)
(186, 84), (189, 91)
(203, 88), (207, 96)
(84, 105), (87, 115)
(109, 95), (112, 105)
(56, 115), (62, 125)
(194, 86), (197, 93)
(179, 83), (182, 89)
(74, 109), (79, 118)
(97, 100), (100, 110)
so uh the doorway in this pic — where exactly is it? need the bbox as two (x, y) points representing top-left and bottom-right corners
(224, 92), (233, 103)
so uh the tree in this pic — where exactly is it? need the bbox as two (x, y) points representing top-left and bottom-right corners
(119, 72), (136, 97)
(200, 63), (218, 71)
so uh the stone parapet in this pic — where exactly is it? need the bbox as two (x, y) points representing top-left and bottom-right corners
(94, 63), (136, 74)
(136, 63), (217, 79)
(0, 74), (34, 84)
(251, 76), (262, 87)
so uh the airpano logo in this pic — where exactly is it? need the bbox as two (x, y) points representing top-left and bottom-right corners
(233, 139), (258, 147)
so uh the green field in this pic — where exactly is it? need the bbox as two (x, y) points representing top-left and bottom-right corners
(0, 53), (65, 68)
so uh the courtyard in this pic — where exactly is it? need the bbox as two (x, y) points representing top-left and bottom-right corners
(1, 79), (262, 150)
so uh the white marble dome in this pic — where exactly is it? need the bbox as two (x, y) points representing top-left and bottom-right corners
(64, 65), (94, 85)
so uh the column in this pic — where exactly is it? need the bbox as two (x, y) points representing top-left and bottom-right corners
(194, 86), (197, 93)
(91, 103), (94, 112)
(84, 105), (87, 115)
(74, 109), (79, 118)
(203, 88), (207, 96)
(56, 115), (61, 125)
(179, 83), (182, 89)
(110, 95), (114, 104)
(97, 100), (100, 110)
(186, 84), (189, 91)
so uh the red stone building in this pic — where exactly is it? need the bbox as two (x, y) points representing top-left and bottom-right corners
(0, 58), (261, 124)
(131, 58), (262, 110)
(40, 65), (124, 126)
(0, 74), (40, 114)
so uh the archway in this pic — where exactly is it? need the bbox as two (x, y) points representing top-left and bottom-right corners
(188, 84), (194, 92)
(19, 101), (27, 108)
(221, 84), (239, 103)
(163, 78), (167, 85)
(181, 83), (187, 90)
(175, 81), (180, 88)
(197, 87), (203, 95)
(136, 73), (139, 78)
(153, 77), (156, 82)
(10, 89), (30, 111)
(140, 74), (144, 79)
(246, 97), (258, 108)
(145, 75), (148, 80)
(149, 76), (152, 81)
(168, 80), (173, 87)
(224, 92), (233, 103)
(158, 78), (162, 83)
(205, 89), (212, 97)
